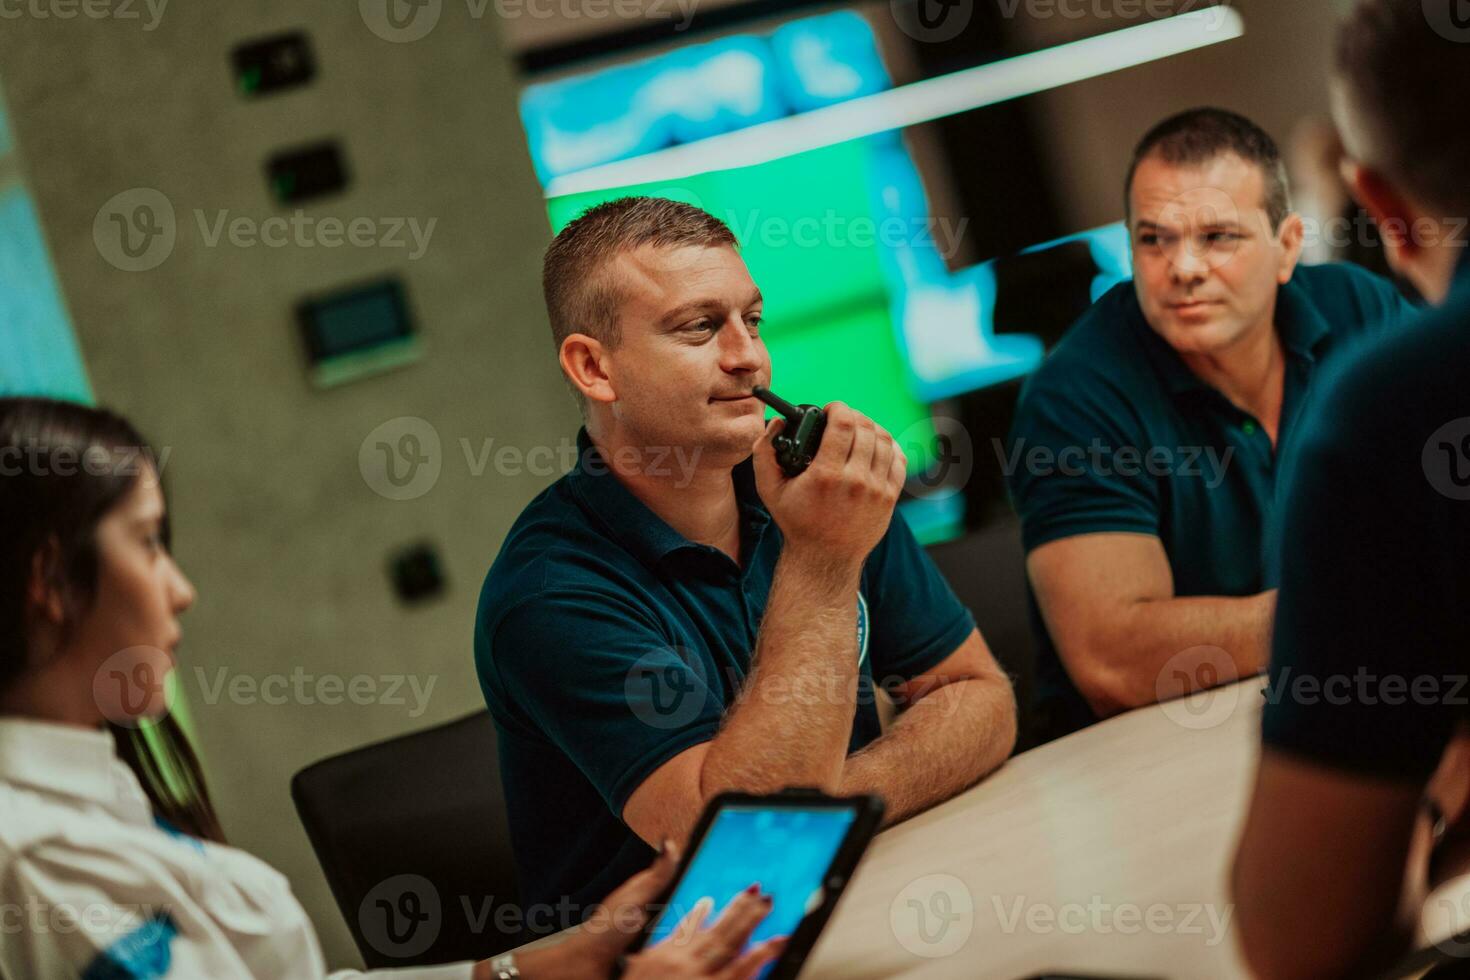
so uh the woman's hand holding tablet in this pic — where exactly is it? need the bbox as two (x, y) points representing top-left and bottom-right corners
(619, 789), (885, 980)
(621, 881), (788, 979)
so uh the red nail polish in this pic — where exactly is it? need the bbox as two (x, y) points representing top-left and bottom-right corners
(744, 883), (760, 896)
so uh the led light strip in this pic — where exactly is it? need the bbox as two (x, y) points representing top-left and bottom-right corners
(544, 6), (1245, 198)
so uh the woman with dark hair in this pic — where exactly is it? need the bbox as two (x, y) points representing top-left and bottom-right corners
(0, 397), (782, 980)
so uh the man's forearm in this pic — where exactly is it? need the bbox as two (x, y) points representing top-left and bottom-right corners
(699, 545), (863, 797)
(1231, 753), (1424, 979)
(837, 675), (1016, 826)
(1072, 589), (1276, 716)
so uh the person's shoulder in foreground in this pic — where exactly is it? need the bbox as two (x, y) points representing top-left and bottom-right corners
(1262, 269), (1470, 778)
(1210, 0), (1466, 971)
(1233, 268), (1470, 980)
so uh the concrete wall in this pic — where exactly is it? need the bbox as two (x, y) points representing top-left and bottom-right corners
(0, 1), (573, 967)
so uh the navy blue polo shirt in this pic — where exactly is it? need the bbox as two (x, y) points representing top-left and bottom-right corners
(1007, 263), (1415, 743)
(1264, 251), (1470, 779)
(474, 427), (976, 923)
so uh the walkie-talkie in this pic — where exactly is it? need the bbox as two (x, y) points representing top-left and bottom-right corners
(753, 386), (826, 477)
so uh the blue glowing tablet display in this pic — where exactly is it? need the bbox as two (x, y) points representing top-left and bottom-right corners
(645, 805), (858, 968)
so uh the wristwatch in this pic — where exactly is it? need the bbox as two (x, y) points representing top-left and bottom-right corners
(489, 953), (520, 979)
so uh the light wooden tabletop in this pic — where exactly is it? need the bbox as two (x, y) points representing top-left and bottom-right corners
(793, 678), (1263, 979)
(513, 678), (1470, 977)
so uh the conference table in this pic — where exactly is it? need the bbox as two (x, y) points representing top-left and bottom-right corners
(794, 678), (1262, 978)
(513, 678), (1470, 978)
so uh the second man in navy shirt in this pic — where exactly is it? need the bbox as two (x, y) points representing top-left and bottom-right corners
(1007, 108), (1416, 743)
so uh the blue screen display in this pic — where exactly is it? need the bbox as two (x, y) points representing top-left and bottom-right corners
(645, 805), (858, 973)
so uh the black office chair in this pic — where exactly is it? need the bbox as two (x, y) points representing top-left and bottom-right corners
(925, 516), (1039, 751)
(291, 711), (522, 969)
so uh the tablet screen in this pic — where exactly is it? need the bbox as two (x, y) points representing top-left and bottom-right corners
(645, 804), (859, 971)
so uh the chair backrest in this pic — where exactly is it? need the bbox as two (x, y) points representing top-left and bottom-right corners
(924, 516), (1039, 750)
(291, 711), (522, 969)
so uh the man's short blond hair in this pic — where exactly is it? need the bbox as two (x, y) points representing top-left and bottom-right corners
(542, 196), (738, 413)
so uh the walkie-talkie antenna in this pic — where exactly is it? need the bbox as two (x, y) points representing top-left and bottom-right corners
(752, 385), (828, 477)
(752, 386), (800, 422)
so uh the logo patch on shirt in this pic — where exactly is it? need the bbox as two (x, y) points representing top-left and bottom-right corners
(856, 591), (870, 669)
(83, 911), (177, 980)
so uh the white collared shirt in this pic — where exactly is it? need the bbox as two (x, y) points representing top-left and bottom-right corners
(0, 717), (473, 980)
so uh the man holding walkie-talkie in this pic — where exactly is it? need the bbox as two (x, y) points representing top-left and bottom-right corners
(474, 196), (1017, 927)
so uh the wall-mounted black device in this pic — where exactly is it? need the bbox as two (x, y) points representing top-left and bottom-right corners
(231, 32), (316, 98)
(297, 277), (420, 388)
(390, 542), (446, 605)
(267, 141), (349, 205)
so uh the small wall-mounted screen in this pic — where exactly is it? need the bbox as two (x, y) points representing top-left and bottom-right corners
(267, 141), (349, 205)
(231, 32), (316, 98)
(297, 278), (419, 388)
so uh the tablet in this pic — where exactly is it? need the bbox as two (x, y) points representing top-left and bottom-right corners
(625, 790), (884, 979)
